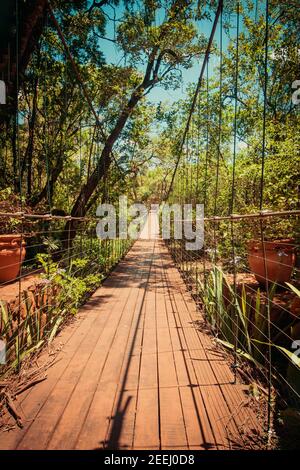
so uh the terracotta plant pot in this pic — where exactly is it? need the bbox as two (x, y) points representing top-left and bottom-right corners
(0, 234), (26, 283)
(247, 239), (295, 286)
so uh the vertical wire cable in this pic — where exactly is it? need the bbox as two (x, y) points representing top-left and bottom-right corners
(260, 0), (269, 212)
(203, 57), (210, 319)
(195, 94), (201, 294)
(192, 115), (196, 289)
(185, 129), (189, 275)
(230, 0), (240, 384)
(16, 0), (23, 371)
(79, 119), (83, 259)
(230, 2), (240, 217)
(166, 1), (223, 201)
(190, 116), (194, 286)
(213, 5), (223, 219)
(195, 95), (201, 204)
(213, 5), (223, 336)
(259, 0), (273, 443)
(188, 120), (192, 280)
(107, 162), (111, 269)
(43, 12), (52, 309)
(42, 11), (51, 214)
(42, 12), (51, 282)
(181, 135), (185, 274)
(180, 138), (184, 269)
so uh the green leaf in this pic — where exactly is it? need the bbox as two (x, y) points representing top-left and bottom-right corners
(49, 316), (64, 343)
(10, 340), (45, 370)
(252, 339), (300, 369)
(216, 338), (257, 365)
(286, 283), (300, 298)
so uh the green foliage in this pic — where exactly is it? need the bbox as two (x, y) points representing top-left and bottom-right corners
(200, 266), (287, 368)
(0, 234), (132, 373)
(286, 283), (300, 298)
(36, 252), (103, 314)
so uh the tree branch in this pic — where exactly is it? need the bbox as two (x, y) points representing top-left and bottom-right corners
(88, 0), (111, 14)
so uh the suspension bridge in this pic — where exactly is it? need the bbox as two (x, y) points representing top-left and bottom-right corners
(0, 212), (261, 450)
(0, 0), (299, 452)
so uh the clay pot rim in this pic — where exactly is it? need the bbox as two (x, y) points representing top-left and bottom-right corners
(0, 234), (26, 248)
(0, 234), (24, 240)
(248, 238), (295, 251)
(0, 246), (26, 252)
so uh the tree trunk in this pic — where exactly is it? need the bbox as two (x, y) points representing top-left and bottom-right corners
(29, 155), (64, 208)
(24, 75), (39, 199)
(12, 114), (18, 192)
(62, 84), (148, 247)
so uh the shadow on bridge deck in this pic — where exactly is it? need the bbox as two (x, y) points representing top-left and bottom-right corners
(0, 238), (262, 450)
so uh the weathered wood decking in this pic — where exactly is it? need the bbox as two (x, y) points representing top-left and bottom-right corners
(0, 237), (261, 450)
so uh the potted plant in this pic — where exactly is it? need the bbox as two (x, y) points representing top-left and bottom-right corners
(0, 190), (28, 283)
(0, 234), (26, 283)
(247, 238), (295, 286)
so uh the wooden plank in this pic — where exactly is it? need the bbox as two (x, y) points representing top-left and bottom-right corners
(156, 313), (169, 329)
(157, 327), (172, 353)
(164, 292), (177, 328)
(158, 351), (178, 388)
(209, 359), (235, 385)
(219, 383), (261, 447)
(159, 387), (187, 448)
(183, 345), (207, 361)
(57, 247), (152, 450)
(179, 386), (215, 450)
(0, 236), (262, 451)
(75, 384), (117, 449)
(185, 350), (218, 386)
(105, 389), (138, 450)
(180, 327), (206, 350)
(173, 350), (196, 387)
(200, 385), (233, 450)
(139, 352), (158, 390)
(131, 326), (144, 357)
(5, 268), (127, 416)
(104, 290), (147, 449)
(169, 327), (186, 351)
(0, 293), (123, 450)
(133, 388), (160, 449)
(143, 299), (156, 330)
(17, 273), (142, 449)
(142, 328), (157, 354)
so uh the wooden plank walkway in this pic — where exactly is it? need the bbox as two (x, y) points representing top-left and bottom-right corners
(0, 237), (261, 450)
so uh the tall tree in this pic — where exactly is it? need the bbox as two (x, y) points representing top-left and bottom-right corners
(62, 0), (208, 242)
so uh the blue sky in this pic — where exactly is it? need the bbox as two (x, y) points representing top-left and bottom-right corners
(96, 1), (265, 153)
(99, 2), (234, 105)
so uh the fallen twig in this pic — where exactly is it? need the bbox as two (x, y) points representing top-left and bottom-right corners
(4, 391), (23, 428)
(15, 376), (47, 396)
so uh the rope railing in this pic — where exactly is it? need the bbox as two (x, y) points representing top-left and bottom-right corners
(0, 212), (97, 221)
(1, 208), (299, 223)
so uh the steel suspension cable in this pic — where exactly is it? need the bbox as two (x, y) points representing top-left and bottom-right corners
(259, 0), (273, 442)
(230, 1), (240, 384)
(260, 0), (270, 210)
(204, 57), (210, 217)
(166, 0), (223, 200)
(212, 6), (223, 335)
(202, 56), (210, 317)
(230, 4), (240, 216)
(213, 6), (223, 219)
(16, 0), (24, 371)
